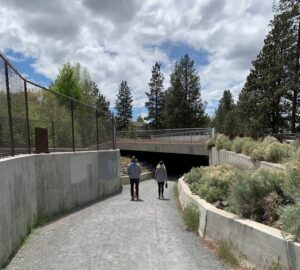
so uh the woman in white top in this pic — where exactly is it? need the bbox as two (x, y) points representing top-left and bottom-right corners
(155, 160), (168, 199)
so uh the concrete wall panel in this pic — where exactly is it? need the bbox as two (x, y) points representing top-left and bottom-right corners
(209, 147), (284, 171)
(0, 150), (120, 267)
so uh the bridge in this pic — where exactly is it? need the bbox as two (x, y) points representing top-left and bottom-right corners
(116, 128), (213, 156)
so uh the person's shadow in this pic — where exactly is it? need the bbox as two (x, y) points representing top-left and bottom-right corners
(131, 198), (144, 202)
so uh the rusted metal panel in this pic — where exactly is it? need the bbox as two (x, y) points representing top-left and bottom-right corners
(35, 127), (49, 153)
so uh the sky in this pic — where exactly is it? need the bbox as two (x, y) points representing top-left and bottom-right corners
(0, 0), (274, 119)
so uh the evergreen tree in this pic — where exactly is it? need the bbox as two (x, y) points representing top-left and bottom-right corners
(237, 10), (292, 135)
(164, 54), (206, 128)
(115, 81), (133, 130)
(214, 90), (238, 135)
(90, 81), (111, 116)
(277, 0), (300, 132)
(145, 62), (165, 129)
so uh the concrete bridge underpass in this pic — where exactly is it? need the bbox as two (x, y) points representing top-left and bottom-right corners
(116, 128), (213, 156)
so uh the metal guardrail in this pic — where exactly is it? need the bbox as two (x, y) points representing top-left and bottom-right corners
(116, 128), (212, 144)
(0, 52), (116, 158)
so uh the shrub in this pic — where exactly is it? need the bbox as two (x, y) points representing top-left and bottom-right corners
(189, 165), (236, 203)
(262, 135), (278, 144)
(263, 192), (282, 225)
(183, 203), (200, 232)
(264, 142), (293, 163)
(279, 201), (300, 241)
(217, 241), (240, 266)
(215, 134), (232, 150)
(241, 139), (257, 156)
(228, 169), (283, 221)
(185, 167), (204, 184)
(206, 137), (216, 149)
(231, 137), (246, 153)
(283, 160), (300, 201)
(251, 144), (266, 161)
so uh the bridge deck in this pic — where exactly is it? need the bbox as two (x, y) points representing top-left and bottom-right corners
(7, 181), (225, 270)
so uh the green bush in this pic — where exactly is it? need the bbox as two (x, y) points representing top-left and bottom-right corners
(231, 137), (246, 153)
(215, 134), (232, 150)
(264, 142), (293, 163)
(279, 201), (300, 241)
(183, 203), (200, 232)
(283, 160), (300, 200)
(241, 139), (257, 156)
(206, 137), (216, 149)
(188, 165), (236, 203)
(228, 169), (283, 221)
(262, 136), (278, 144)
(251, 144), (266, 161)
(185, 167), (204, 185)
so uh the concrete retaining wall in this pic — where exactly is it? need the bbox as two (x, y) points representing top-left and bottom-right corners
(178, 178), (300, 269)
(0, 150), (120, 266)
(209, 147), (284, 171)
(121, 172), (153, 185)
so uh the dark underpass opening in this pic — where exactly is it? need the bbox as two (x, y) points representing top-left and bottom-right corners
(121, 150), (209, 178)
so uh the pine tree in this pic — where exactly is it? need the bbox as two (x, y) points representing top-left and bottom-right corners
(164, 54), (206, 128)
(115, 81), (133, 131)
(90, 81), (111, 116)
(277, 0), (300, 132)
(145, 63), (165, 129)
(214, 90), (238, 135)
(236, 10), (292, 135)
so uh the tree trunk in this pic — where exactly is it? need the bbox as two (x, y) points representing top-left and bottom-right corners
(291, 21), (300, 133)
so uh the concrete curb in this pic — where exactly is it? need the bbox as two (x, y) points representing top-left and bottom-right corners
(121, 172), (153, 185)
(178, 177), (300, 270)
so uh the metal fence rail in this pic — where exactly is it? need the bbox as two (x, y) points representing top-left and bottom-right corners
(116, 128), (212, 144)
(0, 53), (115, 158)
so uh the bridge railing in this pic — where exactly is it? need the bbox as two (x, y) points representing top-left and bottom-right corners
(0, 53), (115, 158)
(116, 128), (212, 144)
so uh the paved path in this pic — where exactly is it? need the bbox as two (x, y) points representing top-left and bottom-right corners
(7, 180), (226, 270)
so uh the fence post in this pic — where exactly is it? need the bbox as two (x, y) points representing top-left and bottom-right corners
(5, 62), (15, 156)
(24, 80), (31, 154)
(51, 120), (55, 150)
(112, 116), (116, 149)
(96, 111), (99, 150)
(71, 100), (75, 152)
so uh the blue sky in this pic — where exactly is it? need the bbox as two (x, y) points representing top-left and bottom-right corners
(5, 49), (52, 86)
(5, 43), (213, 119)
(0, 0), (274, 120)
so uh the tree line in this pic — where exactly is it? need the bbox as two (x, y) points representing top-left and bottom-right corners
(215, 0), (300, 136)
(115, 54), (209, 131)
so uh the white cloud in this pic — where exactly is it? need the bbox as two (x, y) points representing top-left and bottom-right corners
(0, 0), (274, 112)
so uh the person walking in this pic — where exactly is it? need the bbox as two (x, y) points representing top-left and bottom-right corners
(155, 160), (168, 199)
(127, 156), (142, 201)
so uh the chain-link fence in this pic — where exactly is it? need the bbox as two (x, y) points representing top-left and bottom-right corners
(0, 53), (115, 158)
